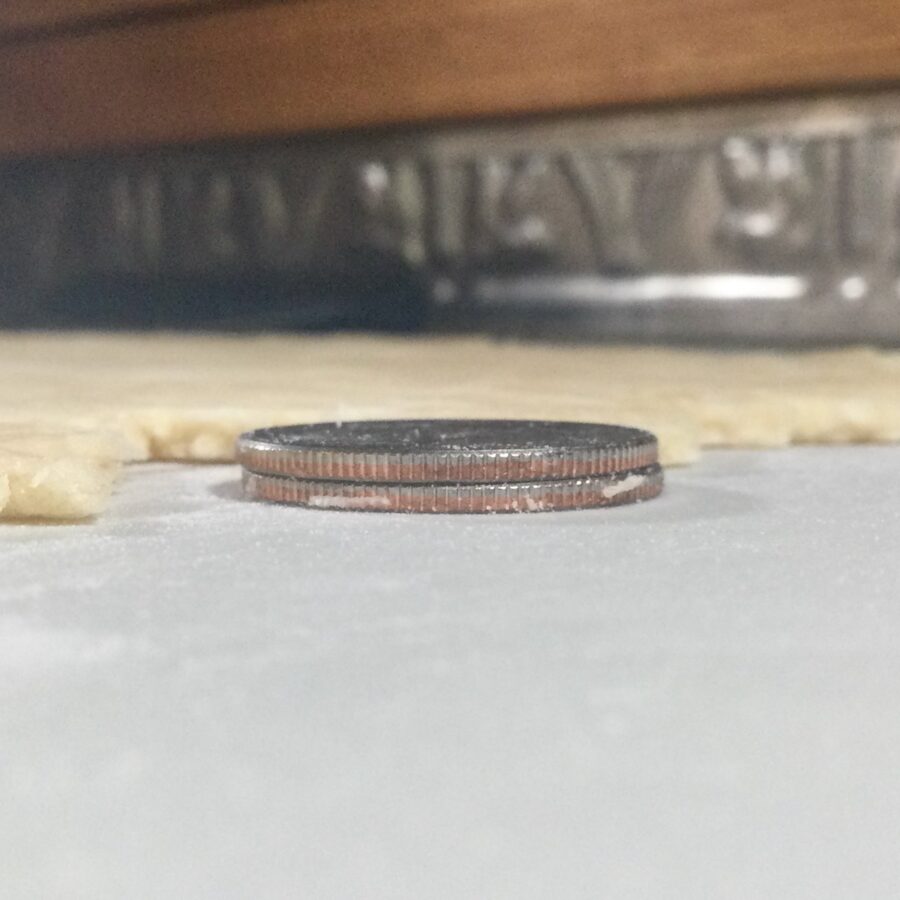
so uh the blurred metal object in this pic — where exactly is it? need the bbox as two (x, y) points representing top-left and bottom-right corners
(4, 92), (900, 341)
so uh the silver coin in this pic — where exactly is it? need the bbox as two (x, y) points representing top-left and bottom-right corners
(241, 464), (663, 514)
(237, 419), (658, 484)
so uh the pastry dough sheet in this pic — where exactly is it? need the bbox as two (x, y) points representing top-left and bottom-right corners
(2, 333), (899, 519)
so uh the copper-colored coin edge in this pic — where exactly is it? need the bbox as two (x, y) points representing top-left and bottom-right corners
(237, 440), (658, 483)
(241, 464), (663, 514)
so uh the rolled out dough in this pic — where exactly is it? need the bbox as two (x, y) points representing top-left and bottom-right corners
(2, 333), (899, 520)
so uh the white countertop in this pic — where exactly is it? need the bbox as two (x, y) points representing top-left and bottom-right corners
(3, 447), (900, 899)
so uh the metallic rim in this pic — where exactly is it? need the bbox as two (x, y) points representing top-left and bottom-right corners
(236, 424), (658, 484)
(240, 464), (663, 514)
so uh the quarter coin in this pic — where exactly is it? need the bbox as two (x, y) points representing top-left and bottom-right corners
(237, 419), (658, 483)
(241, 464), (663, 513)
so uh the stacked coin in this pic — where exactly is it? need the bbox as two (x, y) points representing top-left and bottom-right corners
(236, 420), (663, 513)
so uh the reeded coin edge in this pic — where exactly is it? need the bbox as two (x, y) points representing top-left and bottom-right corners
(240, 464), (663, 513)
(237, 436), (658, 484)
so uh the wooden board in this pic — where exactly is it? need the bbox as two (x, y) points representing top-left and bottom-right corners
(2, 0), (900, 158)
(0, 0), (220, 37)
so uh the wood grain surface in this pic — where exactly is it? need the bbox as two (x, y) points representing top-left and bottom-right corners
(2, 0), (900, 158)
(0, 0), (224, 37)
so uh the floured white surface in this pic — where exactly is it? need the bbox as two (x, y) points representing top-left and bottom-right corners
(2, 333), (900, 518)
(2, 447), (900, 899)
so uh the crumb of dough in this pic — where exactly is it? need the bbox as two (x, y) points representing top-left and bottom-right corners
(1, 334), (898, 520)
(601, 473), (647, 499)
(0, 424), (127, 519)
